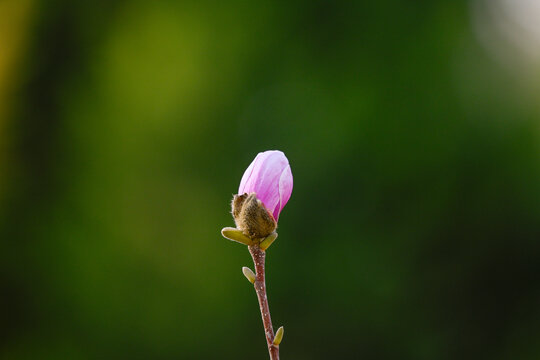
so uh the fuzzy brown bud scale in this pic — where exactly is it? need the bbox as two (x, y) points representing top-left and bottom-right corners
(232, 193), (277, 240)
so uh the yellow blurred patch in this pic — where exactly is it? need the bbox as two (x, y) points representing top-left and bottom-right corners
(0, 0), (33, 199)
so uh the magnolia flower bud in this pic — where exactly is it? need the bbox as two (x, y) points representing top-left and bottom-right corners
(231, 151), (293, 240)
(238, 150), (293, 221)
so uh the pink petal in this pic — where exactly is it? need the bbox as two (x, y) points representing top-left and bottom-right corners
(275, 164), (293, 220)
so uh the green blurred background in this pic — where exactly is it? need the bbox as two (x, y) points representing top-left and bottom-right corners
(1, 0), (540, 359)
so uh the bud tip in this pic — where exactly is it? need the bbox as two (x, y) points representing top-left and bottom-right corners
(273, 326), (284, 345)
(242, 266), (256, 284)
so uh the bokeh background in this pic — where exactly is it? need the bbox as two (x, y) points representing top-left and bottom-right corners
(2, 0), (540, 359)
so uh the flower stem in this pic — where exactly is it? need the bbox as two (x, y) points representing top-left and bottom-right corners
(248, 244), (280, 360)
